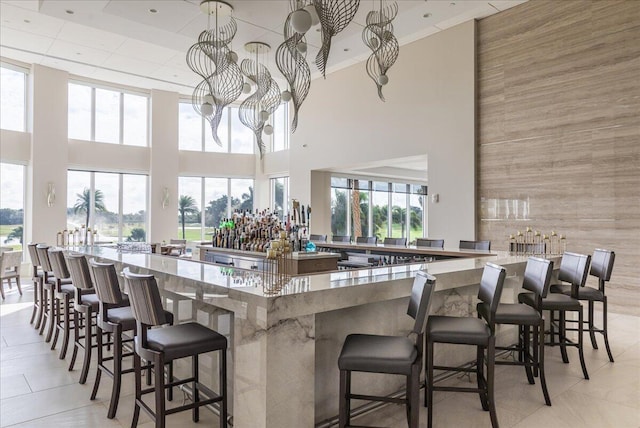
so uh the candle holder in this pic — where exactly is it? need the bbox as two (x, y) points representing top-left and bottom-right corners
(262, 231), (292, 295)
(508, 227), (566, 255)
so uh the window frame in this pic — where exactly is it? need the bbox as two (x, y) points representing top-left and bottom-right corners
(68, 80), (149, 147)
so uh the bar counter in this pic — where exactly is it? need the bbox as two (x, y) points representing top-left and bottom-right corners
(72, 245), (558, 428)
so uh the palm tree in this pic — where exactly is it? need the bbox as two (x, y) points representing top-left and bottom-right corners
(73, 188), (107, 241)
(5, 226), (23, 244)
(178, 195), (199, 239)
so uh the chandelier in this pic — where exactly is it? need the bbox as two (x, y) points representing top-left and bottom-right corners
(363, 0), (399, 101)
(186, 0), (242, 146)
(238, 42), (282, 158)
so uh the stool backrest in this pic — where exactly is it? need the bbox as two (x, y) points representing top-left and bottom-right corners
(48, 249), (70, 281)
(65, 253), (93, 290)
(459, 240), (491, 251)
(123, 268), (166, 326)
(407, 271), (436, 335)
(356, 236), (377, 245)
(310, 234), (327, 242)
(36, 244), (53, 272)
(89, 259), (124, 304)
(332, 235), (351, 243)
(590, 249), (615, 292)
(416, 238), (444, 249)
(478, 263), (506, 324)
(383, 237), (406, 246)
(523, 257), (554, 299)
(27, 243), (41, 268)
(558, 252), (591, 295)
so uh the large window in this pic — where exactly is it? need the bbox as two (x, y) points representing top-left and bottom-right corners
(270, 176), (289, 220)
(331, 177), (427, 243)
(68, 82), (148, 146)
(0, 163), (25, 251)
(179, 102), (289, 154)
(0, 65), (27, 132)
(178, 177), (254, 241)
(67, 170), (147, 242)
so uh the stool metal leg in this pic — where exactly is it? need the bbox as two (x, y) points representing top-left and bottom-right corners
(538, 320), (551, 406)
(559, 311), (569, 363)
(426, 339), (434, 428)
(477, 345), (489, 411)
(59, 296), (71, 359)
(524, 326), (534, 385)
(155, 356), (166, 428)
(338, 370), (350, 428)
(131, 353), (142, 428)
(220, 349), (228, 428)
(602, 297), (614, 362)
(192, 355), (199, 422)
(588, 301), (598, 349)
(90, 325), (103, 401)
(487, 337), (498, 428)
(79, 309), (93, 384)
(578, 309), (589, 380)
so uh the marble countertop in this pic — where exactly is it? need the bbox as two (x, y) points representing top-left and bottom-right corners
(70, 246), (558, 319)
(198, 245), (341, 260)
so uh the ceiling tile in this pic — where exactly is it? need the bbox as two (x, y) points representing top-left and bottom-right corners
(56, 21), (127, 52)
(101, 54), (165, 77)
(103, 0), (201, 33)
(0, 27), (55, 54)
(46, 39), (112, 66)
(0, 2), (65, 37)
(114, 39), (180, 65)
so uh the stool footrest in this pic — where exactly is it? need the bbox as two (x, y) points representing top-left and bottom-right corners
(165, 395), (223, 415)
(348, 393), (406, 405)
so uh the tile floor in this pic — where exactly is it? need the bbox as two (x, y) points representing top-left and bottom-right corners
(1, 283), (638, 427)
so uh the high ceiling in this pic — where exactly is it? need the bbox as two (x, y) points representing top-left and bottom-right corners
(0, 0), (525, 95)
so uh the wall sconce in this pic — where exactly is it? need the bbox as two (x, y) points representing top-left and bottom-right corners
(46, 182), (56, 207)
(431, 193), (439, 203)
(161, 187), (170, 209)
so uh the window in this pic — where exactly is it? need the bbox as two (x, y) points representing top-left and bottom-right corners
(178, 177), (254, 241)
(270, 177), (289, 220)
(68, 82), (148, 146)
(0, 65), (26, 132)
(331, 177), (427, 243)
(178, 102), (289, 154)
(0, 163), (25, 251)
(67, 170), (147, 242)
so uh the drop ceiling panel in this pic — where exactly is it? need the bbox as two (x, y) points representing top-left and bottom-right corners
(0, 2), (65, 38)
(56, 21), (127, 52)
(0, 46), (44, 66)
(114, 39), (180, 66)
(46, 39), (112, 65)
(101, 54), (165, 77)
(0, 27), (55, 54)
(103, 0), (201, 33)
(488, 1), (528, 12)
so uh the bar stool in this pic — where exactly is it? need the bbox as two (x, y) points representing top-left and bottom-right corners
(124, 268), (228, 428)
(86, 258), (172, 419)
(459, 240), (491, 251)
(416, 238), (444, 249)
(27, 243), (44, 327)
(47, 249), (78, 359)
(477, 257), (553, 406)
(519, 251), (591, 379)
(332, 235), (351, 243)
(53, 250), (100, 384)
(35, 244), (55, 339)
(425, 262), (506, 428)
(338, 271), (436, 428)
(550, 249), (615, 362)
(356, 236), (377, 245)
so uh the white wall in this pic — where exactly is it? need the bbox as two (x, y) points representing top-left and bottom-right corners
(281, 20), (477, 244)
(27, 65), (69, 244)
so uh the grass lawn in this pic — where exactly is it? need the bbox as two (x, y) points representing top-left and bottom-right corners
(0, 224), (21, 235)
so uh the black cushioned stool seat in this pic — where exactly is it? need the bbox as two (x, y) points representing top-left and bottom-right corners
(550, 284), (604, 301)
(124, 268), (228, 428)
(519, 292), (581, 310)
(425, 262), (506, 428)
(338, 271), (436, 428)
(478, 302), (541, 325)
(427, 316), (491, 346)
(146, 322), (227, 362)
(339, 335), (417, 375)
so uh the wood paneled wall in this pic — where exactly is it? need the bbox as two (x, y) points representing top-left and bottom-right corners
(477, 0), (640, 315)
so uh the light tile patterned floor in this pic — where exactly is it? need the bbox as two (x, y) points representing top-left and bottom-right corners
(1, 283), (639, 427)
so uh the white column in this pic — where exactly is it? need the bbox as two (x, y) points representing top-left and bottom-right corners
(148, 89), (179, 242)
(26, 65), (69, 244)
